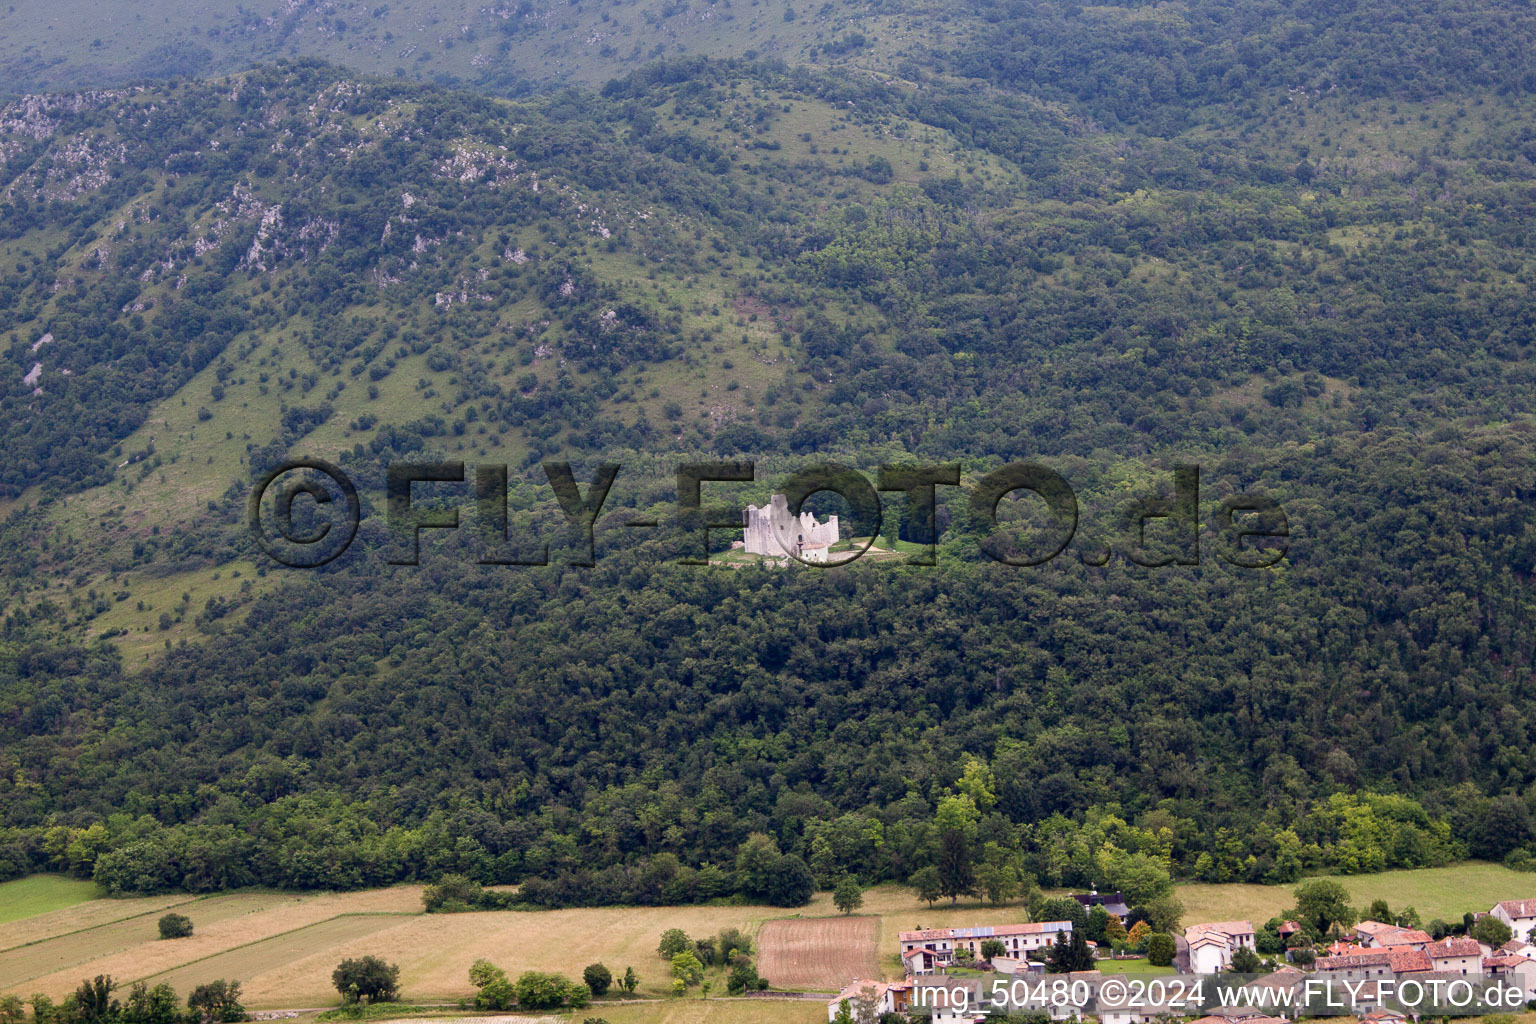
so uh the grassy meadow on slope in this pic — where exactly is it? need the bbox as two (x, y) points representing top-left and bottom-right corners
(0, 875), (101, 924)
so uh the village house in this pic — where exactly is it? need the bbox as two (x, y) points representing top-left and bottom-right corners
(1197, 1008), (1294, 1024)
(907, 976), (984, 1021)
(1071, 890), (1132, 920)
(1498, 937), (1536, 960)
(1314, 947), (1433, 980)
(1034, 971), (1103, 1021)
(1236, 966), (1306, 1015)
(1425, 936), (1484, 974)
(1188, 1015), (1291, 1024)
(1099, 997), (1200, 1024)
(1353, 921), (1434, 949)
(1491, 899), (1536, 942)
(1353, 921), (1398, 946)
(902, 946), (943, 976)
(1483, 951), (1536, 1000)
(1380, 928), (1433, 948)
(826, 979), (911, 1022)
(1359, 1010), (1409, 1024)
(1096, 972), (1205, 1024)
(897, 921), (1074, 964)
(1185, 921), (1257, 973)
(989, 955), (1045, 976)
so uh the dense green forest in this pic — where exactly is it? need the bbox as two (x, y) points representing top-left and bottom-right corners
(1, 0), (1535, 907)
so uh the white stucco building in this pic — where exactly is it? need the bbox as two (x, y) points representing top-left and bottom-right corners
(743, 493), (838, 561)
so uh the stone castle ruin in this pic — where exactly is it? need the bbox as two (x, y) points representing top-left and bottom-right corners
(742, 493), (839, 562)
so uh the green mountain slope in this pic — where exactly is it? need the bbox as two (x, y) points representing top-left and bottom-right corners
(0, 0), (947, 94)
(1, 1), (1536, 903)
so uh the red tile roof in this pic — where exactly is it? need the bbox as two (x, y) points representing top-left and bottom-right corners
(899, 928), (951, 942)
(1379, 928), (1432, 945)
(1427, 937), (1483, 958)
(1484, 953), (1534, 969)
(898, 921), (1072, 942)
(1316, 949), (1433, 973)
(1495, 899), (1536, 918)
(1388, 949), (1432, 972)
(1189, 920), (1255, 936)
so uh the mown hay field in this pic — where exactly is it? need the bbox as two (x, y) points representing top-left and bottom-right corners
(4, 888), (421, 1004)
(4, 889), (785, 1007)
(225, 904), (783, 1005)
(7, 861), (1534, 1009)
(2, 892), (191, 950)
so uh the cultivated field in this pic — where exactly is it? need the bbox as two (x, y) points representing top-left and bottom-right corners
(7, 861), (1536, 1011)
(3, 888), (420, 1005)
(225, 904), (783, 1006)
(2, 889), (786, 1007)
(756, 916), (879, 991)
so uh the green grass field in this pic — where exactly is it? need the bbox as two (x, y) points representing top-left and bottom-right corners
(1177, 861), (1534, 925)
(0, 876), (103, 925)
(1102, 957), (1176, 975)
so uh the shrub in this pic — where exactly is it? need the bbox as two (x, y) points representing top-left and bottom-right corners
(726, 960), (762, 995)
(1146, 933), (1176, 967)
(512, 972), (585, 1010)
(717, 928), (753, 958)
(582, 964), (612, 997)
(1230, 947), (1263, 973)
(157, 914), (194, 940)
(186, 980), (244, 1023)
(468, 961), (513, 1011)
(468, 959), (504, 989)
(332, 957), (400, 1004)
(657, 928), (690, 958)
(670, 952), (704, 987)
(476, 978), (514, 1012)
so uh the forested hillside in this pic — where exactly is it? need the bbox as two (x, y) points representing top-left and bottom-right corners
(0, 1), (1535, 906)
